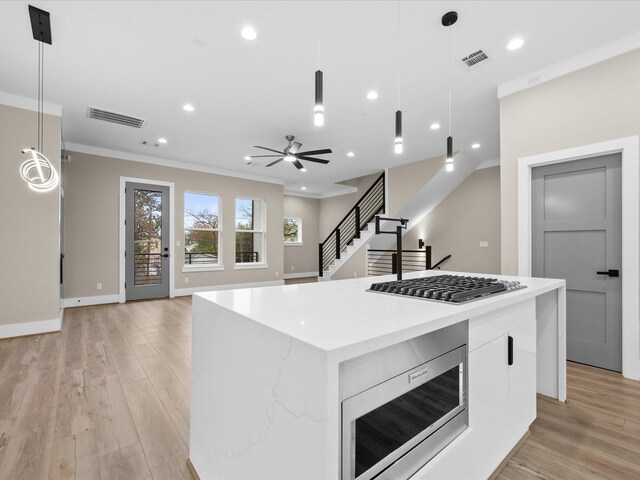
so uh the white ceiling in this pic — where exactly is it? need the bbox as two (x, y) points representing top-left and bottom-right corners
(2, 1), (640, 195)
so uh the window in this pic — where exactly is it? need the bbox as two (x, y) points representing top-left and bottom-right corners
(235, 198), (266, 265)
(284, 217), (302, 244)
(184, 192), (221, 269)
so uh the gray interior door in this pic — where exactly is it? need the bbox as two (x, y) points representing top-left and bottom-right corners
(126, 182), (170, 301)
(532, 154), (622, 372)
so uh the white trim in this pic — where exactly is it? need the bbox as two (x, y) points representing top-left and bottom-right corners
(182, 264), (224, 273)
(283, 271), (319, 280)
(0, 317), (62, 339)
(284, 186), (358, 199)
(175, 280), (284, 297)
(119, 177), (176, 303)
(0, 91), (62, 116)
(517, 136), (640, 380)
(498, 30), (640, 99)
(234, 263), (269, 270)
(67, 142), (285, 186)
(61, 294), (120, 308)
(475, 158), (500, 170)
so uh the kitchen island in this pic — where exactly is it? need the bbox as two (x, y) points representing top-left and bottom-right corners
(189, 271), (565, 480)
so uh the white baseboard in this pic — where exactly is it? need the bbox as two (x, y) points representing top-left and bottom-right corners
(61, 294), (121, 308)
(0, 315), (62, 339)
(283, 271), (319, 280)
(174, 280), (285, 297)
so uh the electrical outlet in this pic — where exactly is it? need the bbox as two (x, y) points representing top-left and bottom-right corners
(291, 266), (294, 271)
(96, 283), (102, 290)
(275, 271), (279, 277)
(479, 241), (489, 248)
(354, 272), (358, 277)
(185, 277), (189, 284)
(176, 240), (181, 247)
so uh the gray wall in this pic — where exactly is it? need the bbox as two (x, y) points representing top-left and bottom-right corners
(0, 104), (61, 325)
(500, 48), (640, 275)
(402, 167), (501, 274)
(64, 151), (284, 298)
(283, 195), (319, 275)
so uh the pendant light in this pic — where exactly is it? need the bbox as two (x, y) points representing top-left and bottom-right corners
(20, 5), (59, 193)
(314, 7), (324, 127)
(314, 70), (324, 126)
(394, 0), (403, 154)
(442, 11), (457, 172)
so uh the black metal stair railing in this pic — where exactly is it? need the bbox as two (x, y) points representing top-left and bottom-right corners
(319, 172), (385, 277)
(367, 247), (432, 276)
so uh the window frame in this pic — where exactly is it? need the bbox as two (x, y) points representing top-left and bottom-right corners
(234, 196), (268, 269)
(183, 191), (223, 273)
(283, 216), (303, 246)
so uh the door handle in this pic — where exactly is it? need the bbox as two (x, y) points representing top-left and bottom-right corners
(162, 254), (170, 258)
(596, 269), (619, 277)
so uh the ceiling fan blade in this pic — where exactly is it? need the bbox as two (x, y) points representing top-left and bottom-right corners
(290, 142), (302, 154)
(266, 157), (284, 167)
(293, 160), (304, 170)
(249, 154), (282, 158)
(254, 146), (285, 154)
(298, 156), (329, 164)
(297, 148), (332, 156)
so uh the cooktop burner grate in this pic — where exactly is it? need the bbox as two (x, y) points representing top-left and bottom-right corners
(368, 274), (526, 304)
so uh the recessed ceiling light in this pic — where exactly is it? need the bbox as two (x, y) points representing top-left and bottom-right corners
(471, 143), (481, 149)
(366, 91), (379, 100)
(301, 186), (307, 190)
(301, 168), (307, 172)
(241, 26), (257, 40)
(430, 123), (441, 130)
(158, 138), (168, 144)
(347, 151), (355, 157)
(244, 156), (251, 161)
(182, 104), (195, 112)
(507, 37), (524, 51)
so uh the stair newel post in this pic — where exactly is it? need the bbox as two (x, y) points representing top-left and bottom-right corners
(425, 245), (432, 270)
(396, 225), (403, 280)
(391, 253), (397, 275)
(318, 243), (323, 277)
(355, 206), (361, 239)
(336, 228), (341, 260)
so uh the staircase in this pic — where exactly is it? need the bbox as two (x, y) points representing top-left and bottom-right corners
(319, 172), (385, 280)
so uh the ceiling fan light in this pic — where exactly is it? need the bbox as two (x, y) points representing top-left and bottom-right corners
(284, 154), (296, 162)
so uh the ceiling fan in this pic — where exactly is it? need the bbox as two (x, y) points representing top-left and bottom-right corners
(249, 135), (332, 170)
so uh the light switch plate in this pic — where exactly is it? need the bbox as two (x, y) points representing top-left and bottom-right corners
(479, 241), (489, 248)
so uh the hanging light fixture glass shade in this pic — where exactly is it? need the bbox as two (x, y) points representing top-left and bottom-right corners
(314, 70), (324, 126)
(394, 110), (403, 154)
(20, 148), (59, 192)
(446, 136), (454, 171)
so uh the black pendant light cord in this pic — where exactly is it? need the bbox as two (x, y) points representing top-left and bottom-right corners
(448, 17), (451, 139)
(397, 0), (400, 110)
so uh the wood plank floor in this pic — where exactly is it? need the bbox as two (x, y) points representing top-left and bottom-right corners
(0, 297), (639, 479)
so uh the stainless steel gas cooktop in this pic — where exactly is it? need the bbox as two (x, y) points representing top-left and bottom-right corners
(367, 274), (526, 304)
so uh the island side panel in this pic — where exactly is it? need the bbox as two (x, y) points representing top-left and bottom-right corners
(536, 287), (567, 401)
(190, 294), (334, 479)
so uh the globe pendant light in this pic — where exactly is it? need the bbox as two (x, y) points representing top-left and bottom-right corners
(442, 11), (457, 172)
(20, 5), (59, 193)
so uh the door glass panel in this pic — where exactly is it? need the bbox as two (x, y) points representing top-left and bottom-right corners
(134, 189), (163, 286)
(355, 365), (461, 477)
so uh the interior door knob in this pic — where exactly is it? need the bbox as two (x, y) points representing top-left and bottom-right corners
(596, 269), (619, 277)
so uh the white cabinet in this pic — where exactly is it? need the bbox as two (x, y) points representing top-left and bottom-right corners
(507, 319), (537, 438)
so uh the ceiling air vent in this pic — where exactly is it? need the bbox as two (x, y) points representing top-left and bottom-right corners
(460, 50), (490, 69)
(87, 107), (146, 129)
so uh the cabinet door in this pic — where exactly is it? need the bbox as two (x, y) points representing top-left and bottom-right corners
(508, 318), (537, 436)
(469, 334), (509, 436)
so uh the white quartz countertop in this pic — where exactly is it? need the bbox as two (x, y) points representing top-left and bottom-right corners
(195, 270), (564, 360)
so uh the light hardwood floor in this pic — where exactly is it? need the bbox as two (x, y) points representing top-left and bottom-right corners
(0, 297), (639, 480)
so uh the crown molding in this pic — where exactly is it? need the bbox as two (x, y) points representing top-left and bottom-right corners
(498, 30), (640, 99)
(64, 143), (286, 185)
(0, 91), (62, 116)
